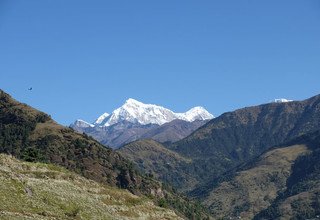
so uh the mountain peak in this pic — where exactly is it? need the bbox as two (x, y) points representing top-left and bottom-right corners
(189, 106), (205, 110)
(75, 99), (214, 128)
(181, 106), (214, 121)
(73, 119), (94, 128)
(125, 98), (143, 105)
(94, 112), (110, 124)
(104, 99), (173, 126)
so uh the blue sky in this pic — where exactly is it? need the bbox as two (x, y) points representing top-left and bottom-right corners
(0, 0), (319, 125)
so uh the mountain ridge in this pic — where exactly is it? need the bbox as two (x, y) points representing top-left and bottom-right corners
(120, 94), (320, 193)
(73, 98), (214, 127)
(170, 94), (320, 170)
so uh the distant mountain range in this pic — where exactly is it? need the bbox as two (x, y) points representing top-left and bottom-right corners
(71, 98), (214, 148)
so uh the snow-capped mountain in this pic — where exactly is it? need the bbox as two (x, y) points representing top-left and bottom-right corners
(91, 98), (213, 127)
(273, 98), (293, 103)
(175, 106), (213, 122)
(70, 99), (214, 148)
(72, 119), (94, 128)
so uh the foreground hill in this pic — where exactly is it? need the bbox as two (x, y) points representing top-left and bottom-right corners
(0, 90), (211, 219)
(0, 154), (181, 220)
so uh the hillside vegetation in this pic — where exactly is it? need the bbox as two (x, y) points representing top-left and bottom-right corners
(200, 144), (309, 219)
(119, 139), (196, 190)
(254, 130), (320, 219)
(0, 154), (181, 220)
(187, 130), (320, 219)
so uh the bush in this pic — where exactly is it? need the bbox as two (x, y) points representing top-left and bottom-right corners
(21, 148), (44, 162)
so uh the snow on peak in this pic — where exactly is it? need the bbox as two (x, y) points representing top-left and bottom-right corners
(125, 98), (143, 105)
(94, 112), (110, 124)
(72, 119), (94, 128)
(103, 99), (176, 126)
(176, 106), (214, 121)
(273, 98), (293, 103)
(94, 99), (214, 127)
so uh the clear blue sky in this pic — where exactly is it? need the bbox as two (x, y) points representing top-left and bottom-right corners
(1, 0), (319, 125)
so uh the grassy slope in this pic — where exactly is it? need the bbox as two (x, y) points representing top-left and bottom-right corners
(0, 154), (181, 220)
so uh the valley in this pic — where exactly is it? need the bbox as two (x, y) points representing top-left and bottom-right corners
(1, 89), (320, 219)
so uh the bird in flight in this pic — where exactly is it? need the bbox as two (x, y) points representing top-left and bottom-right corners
(28, 87), (32, 91)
